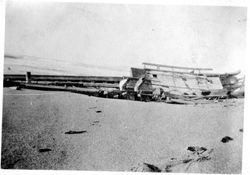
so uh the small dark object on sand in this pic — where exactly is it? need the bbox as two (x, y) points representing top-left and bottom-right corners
(131, 147), (214, 172)
(239, 128), (243, 132)
(221, 136), (233, 143)
(183, 159), (193, 163)
(65, 130), (87, 134)
(201, 147), (207, 151)
(91, 120), (100, 126)
(187, 146), (207, 153)
(39, 148), (52, 152)
(165, 164), (173, 172)
(143, 163), (161, 172)
(201, 91), (211, 96)
(96, 110), (102, 113)
(187, 146), (196, 152)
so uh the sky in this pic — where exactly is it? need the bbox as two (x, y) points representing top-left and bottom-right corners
(4, 1), (247, 76)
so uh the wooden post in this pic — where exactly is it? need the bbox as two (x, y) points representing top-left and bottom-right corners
(26, 72), (31, 83)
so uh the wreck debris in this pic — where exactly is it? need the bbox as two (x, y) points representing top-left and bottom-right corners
(39, 148), (52, 153)
(221, 136), (234, 143)
(3, 62), (244, 103)
(131, 146), (213, 172)
(9, 86), (21, 90)
(65, 130), (87, 134)
(166, 99), (196, 105)
(130, 163), (162, 172)
(187, 146), (207, 154)
(91, 120), (100, 126)
(142, 163), (162, 172)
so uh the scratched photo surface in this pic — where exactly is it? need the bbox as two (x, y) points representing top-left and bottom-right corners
(1, 1), (246, 174)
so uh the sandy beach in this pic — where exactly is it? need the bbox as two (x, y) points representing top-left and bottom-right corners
(1, 88), (244, 173)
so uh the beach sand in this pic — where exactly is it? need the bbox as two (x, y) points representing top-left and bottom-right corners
(1, 88), (244, 173)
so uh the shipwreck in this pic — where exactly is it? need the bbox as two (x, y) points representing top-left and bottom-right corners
(3, 62), (244, 104)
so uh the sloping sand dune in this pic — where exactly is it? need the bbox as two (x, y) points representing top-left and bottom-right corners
(1, 88), (244, 173)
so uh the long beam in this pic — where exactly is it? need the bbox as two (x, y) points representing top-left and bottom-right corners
(4, 74), (125, 83)
(142, 62), (213, 71)
(144, 68), (208, 78)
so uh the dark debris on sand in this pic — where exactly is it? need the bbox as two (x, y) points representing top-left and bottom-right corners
(39, 148), (52, 153)
(187, 146), (207, 154)
(65, 130), (87, 134)
(143, 163), (162, 172)
(221, 136), (233, 143)
(131, 146), (214, 173)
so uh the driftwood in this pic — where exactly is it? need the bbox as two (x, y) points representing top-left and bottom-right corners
(65, 130), (87, 134)
(39, 148), (52, 152)
(221, 136), (233, 143)
(131, 146), (214, 172)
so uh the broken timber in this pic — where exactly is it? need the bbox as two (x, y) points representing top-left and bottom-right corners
(3, 62), (244, 103)
(142, 62), (213, 71)
(4, 74), (124, 83)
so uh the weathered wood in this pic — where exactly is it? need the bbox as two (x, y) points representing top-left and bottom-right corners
(65, 130), (87, 134)
(39, 81), (119, 88)
(23, 84), (100, 95)
(4, 74), (125, 83)
(204, 70), (241, 77)
(144, 68), (210, 77)
(131, 67), (146, 78)
(143, 62), (213, 71)
(26, 72), (31, 83)
(167, 99), (195, 105)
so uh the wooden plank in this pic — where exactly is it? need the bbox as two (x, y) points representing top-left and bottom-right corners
(30, 75), (123, 82)
(142, 62), (213, 71)
(131, 67), (146, 78)
(26, 72), (31, 83)
(4, 74), (125, 83)
(23, 84), (100, 95)
(204, 70), (241, 77)
(144, 68), (210, 77)
(151, 83), (210, 91)
(167, 99), (195, 105)
(4, 74), (26, 81)
(39, 81), (119, 88)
